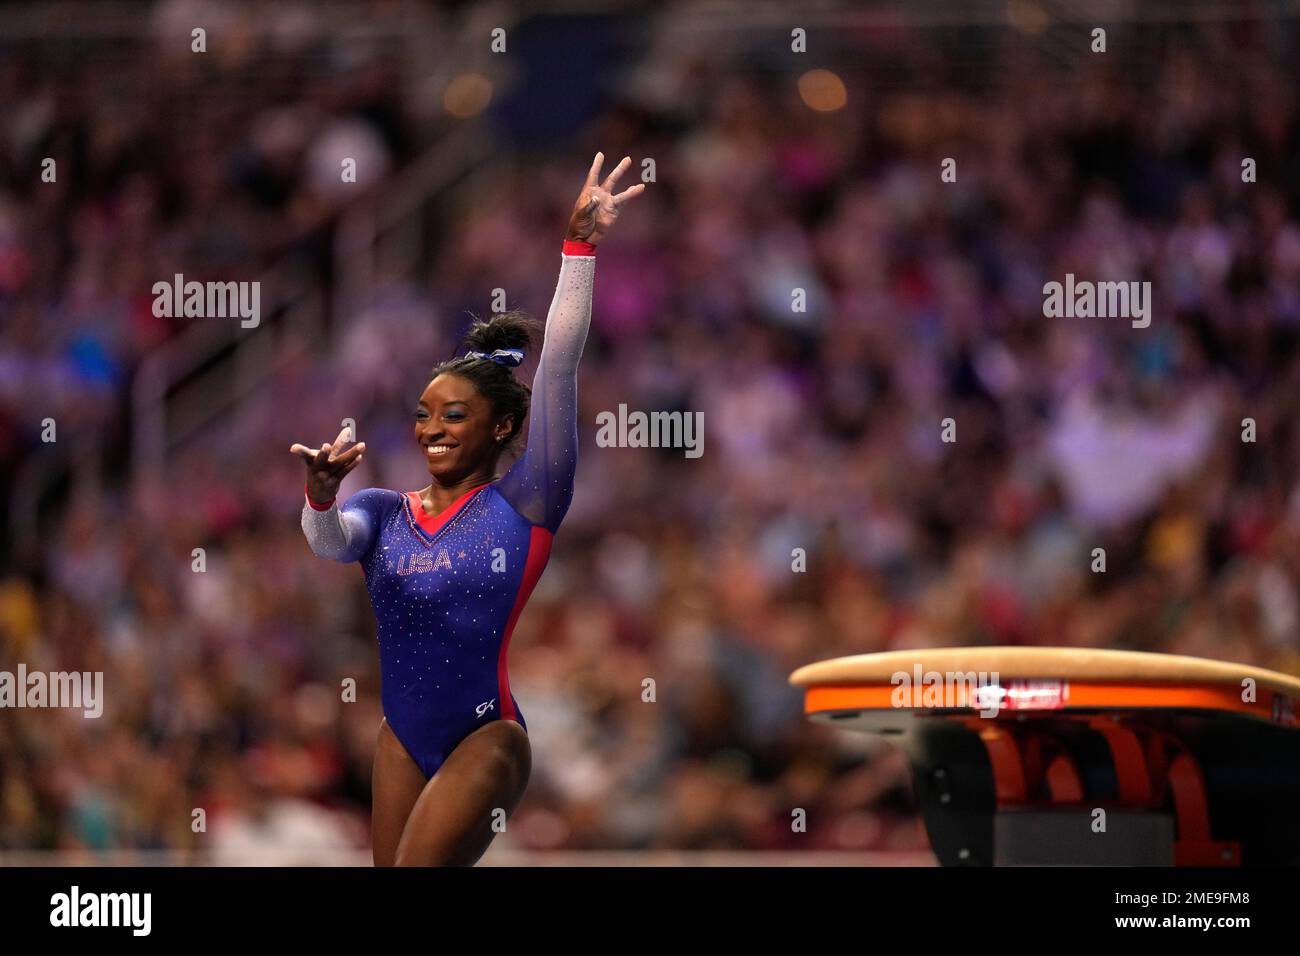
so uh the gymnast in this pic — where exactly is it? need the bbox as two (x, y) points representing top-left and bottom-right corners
(291, 153), (644, 865)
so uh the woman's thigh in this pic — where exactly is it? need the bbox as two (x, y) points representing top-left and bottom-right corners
(394, 719), (531, 867)
(371, 718), (429, 867)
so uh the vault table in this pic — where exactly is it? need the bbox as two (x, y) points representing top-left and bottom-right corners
(790, 647), (1300, 866)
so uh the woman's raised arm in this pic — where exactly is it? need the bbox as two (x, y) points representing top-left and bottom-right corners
(497, 153), (645, 531)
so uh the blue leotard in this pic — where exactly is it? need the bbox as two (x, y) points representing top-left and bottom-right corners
(301, 243), (595, 777)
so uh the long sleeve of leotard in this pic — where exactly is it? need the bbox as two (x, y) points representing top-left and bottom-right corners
(497, 241), (596, 532)
(301, 487), (396, 562)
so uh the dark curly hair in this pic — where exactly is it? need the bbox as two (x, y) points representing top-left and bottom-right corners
(427, 310), (540, 450)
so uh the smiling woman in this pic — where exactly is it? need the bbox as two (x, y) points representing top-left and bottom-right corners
(287, 152), (645, 866)
(415, 309), (539, 496)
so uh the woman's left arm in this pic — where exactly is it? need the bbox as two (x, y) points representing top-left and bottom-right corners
(497, 153), (645, 531)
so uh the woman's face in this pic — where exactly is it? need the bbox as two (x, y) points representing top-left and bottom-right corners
(414, 374), (511, 480)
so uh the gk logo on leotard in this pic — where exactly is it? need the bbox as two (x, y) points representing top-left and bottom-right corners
(476, 699), (496, 718)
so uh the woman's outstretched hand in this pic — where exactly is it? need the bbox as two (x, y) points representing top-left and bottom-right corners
(566, 152), (646, 246)
(290, 426), (366, 505)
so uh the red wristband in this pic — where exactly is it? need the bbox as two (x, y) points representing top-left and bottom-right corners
(305, 484), (335, 510)
(562, 239), (597, 257)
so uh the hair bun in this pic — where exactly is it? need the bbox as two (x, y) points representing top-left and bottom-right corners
(464, 310), (537, 358)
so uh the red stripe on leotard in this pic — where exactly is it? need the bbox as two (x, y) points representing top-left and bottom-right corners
(497, 524), (553, 722)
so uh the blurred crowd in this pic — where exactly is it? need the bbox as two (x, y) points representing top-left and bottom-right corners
(4, 5), (1300, 859)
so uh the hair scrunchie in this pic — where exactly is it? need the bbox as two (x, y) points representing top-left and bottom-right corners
(465, 348), (524, 366)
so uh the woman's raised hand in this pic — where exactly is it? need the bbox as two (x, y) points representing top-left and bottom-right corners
(290, 426), (366, 505)
(566, 152), (646, 246)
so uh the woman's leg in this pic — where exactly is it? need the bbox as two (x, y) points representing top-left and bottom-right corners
(393, 719), (531, 867)
(371, 718), (429, 867)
